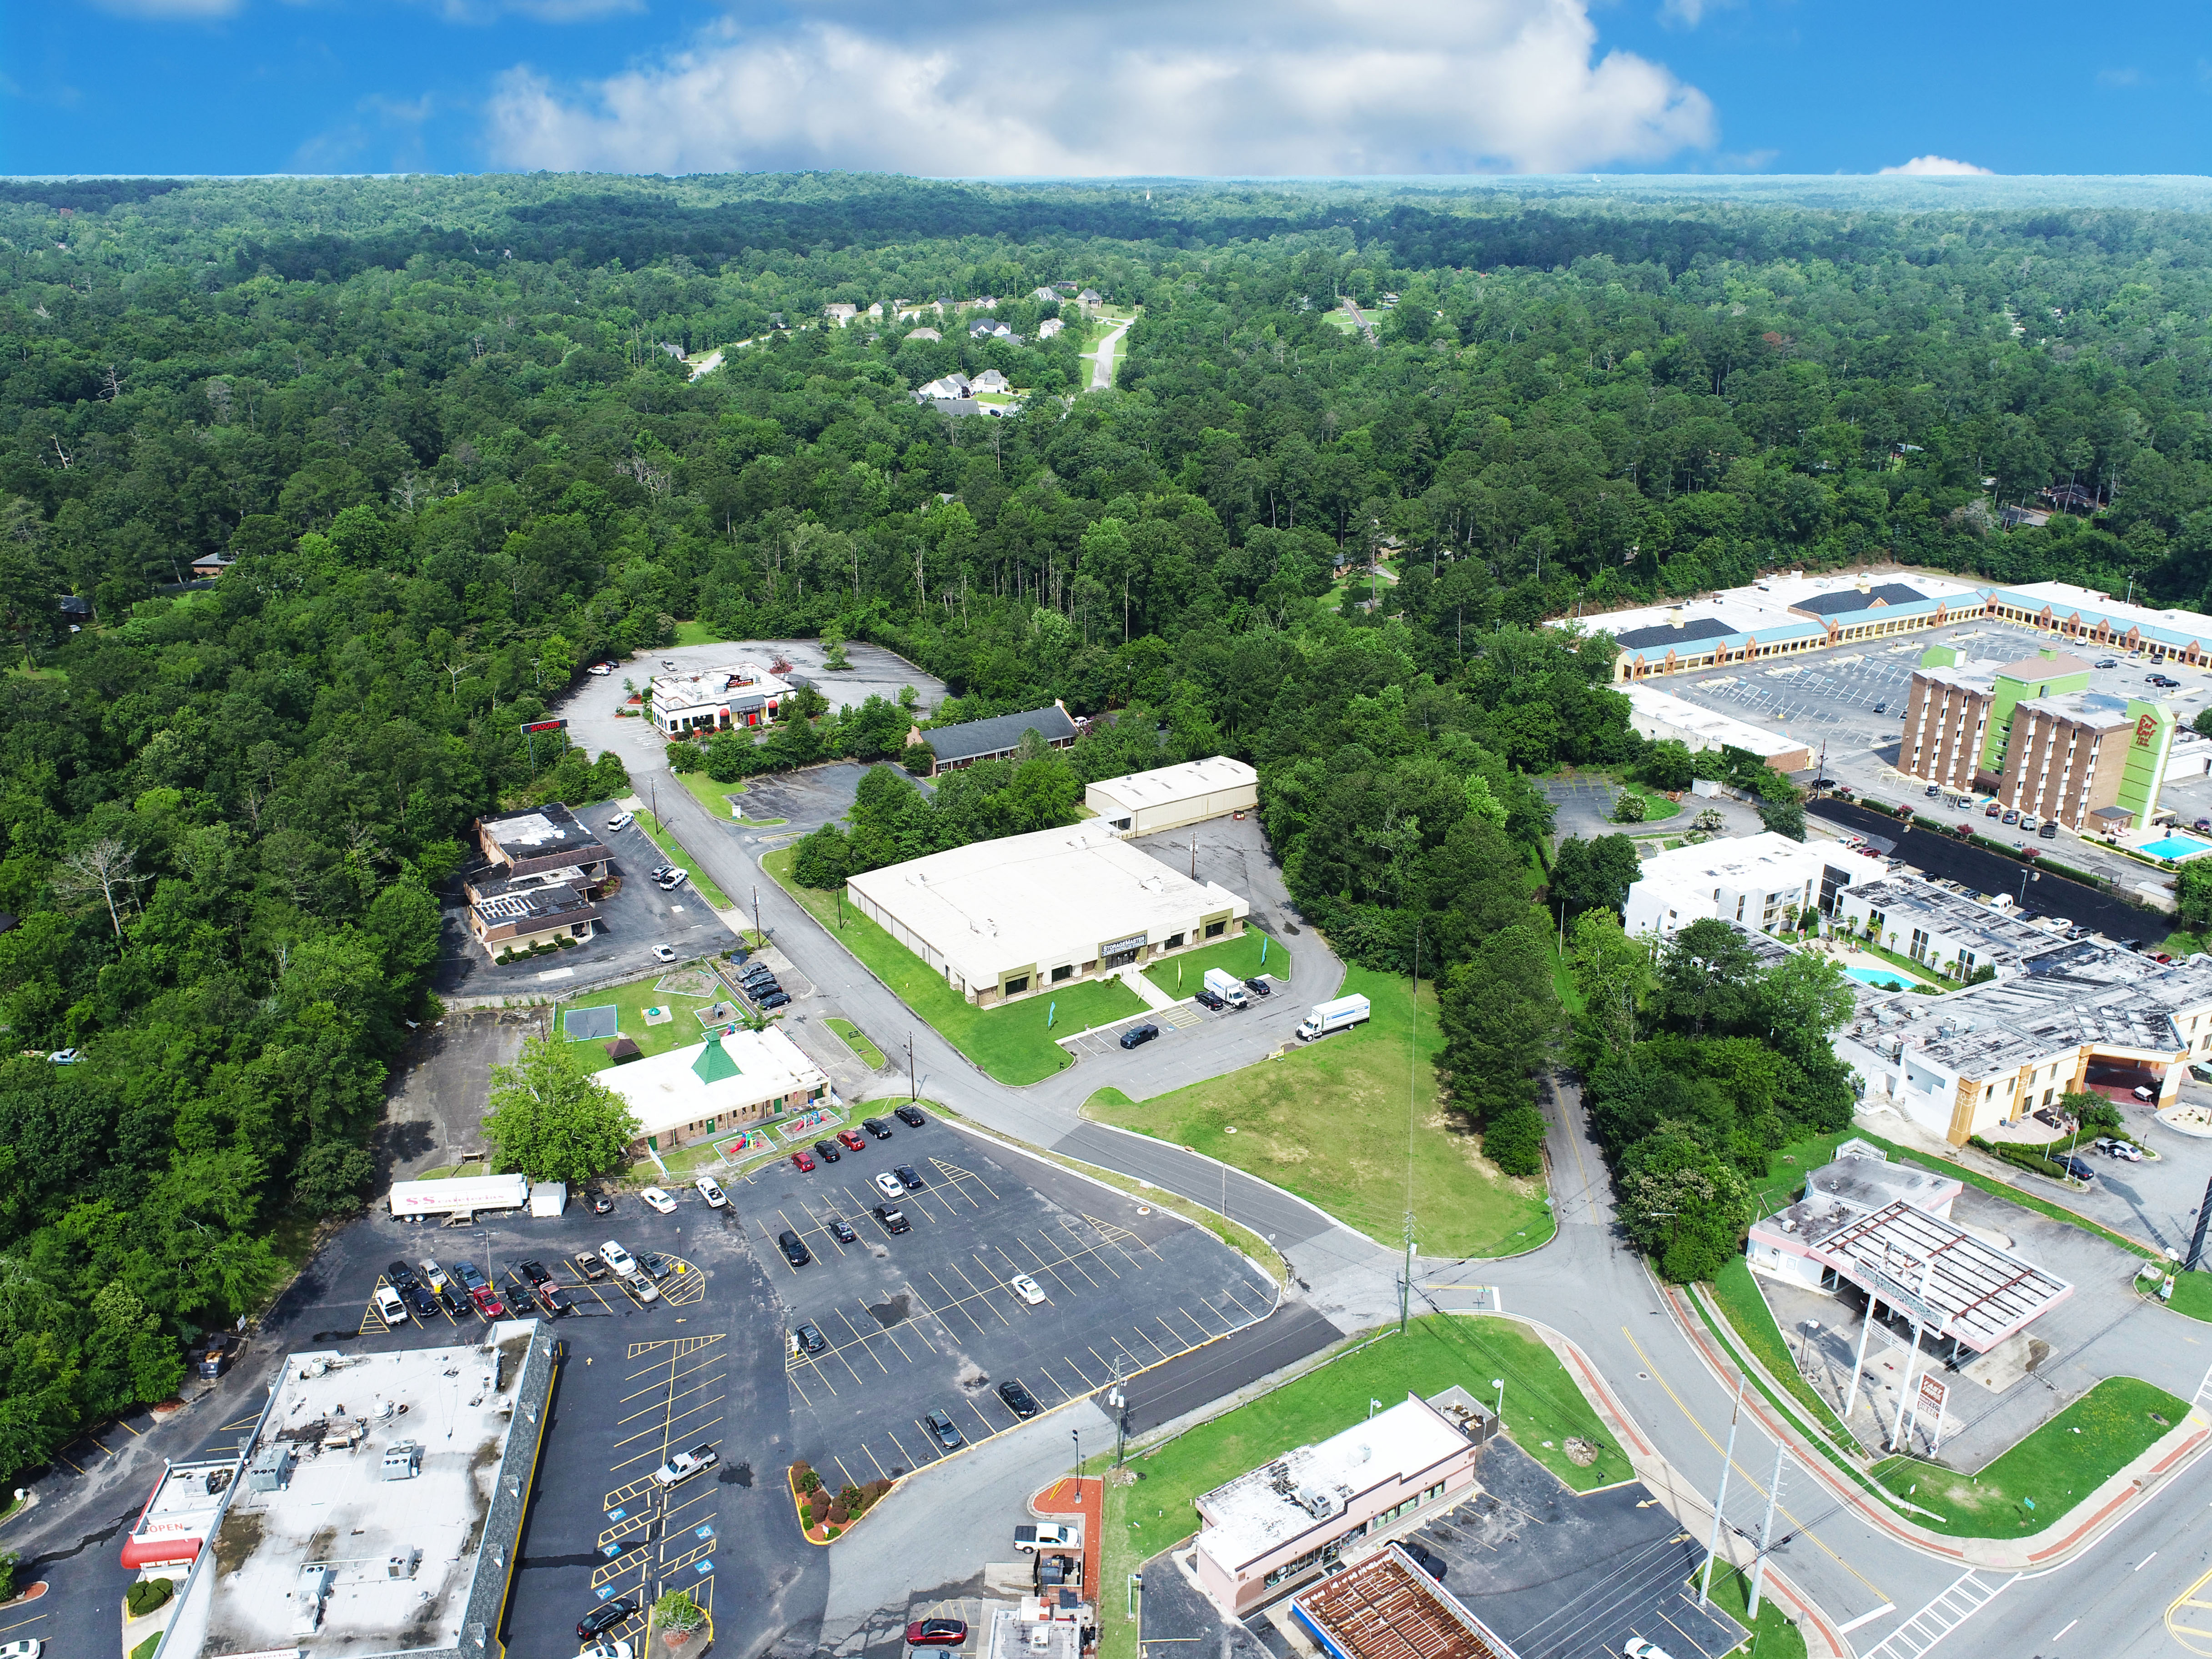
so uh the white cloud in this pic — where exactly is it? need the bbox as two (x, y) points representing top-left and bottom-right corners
(83, 0), (239, 17)
(1878, 154), (1994, 176)
(2095, 66), (2142, 89)
(486, 0), (1716, 176)
(435, 0), (644, 23)
(1658, 0), (1740, 29)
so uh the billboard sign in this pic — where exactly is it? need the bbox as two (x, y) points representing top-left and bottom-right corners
(519, 718), (568, 735)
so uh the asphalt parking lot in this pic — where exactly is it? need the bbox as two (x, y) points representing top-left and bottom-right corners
(733, 1115), (1279, 1495)
(432, 796), (737, 1000)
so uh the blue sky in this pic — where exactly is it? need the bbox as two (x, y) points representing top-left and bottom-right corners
(1, 0), (2205, 179)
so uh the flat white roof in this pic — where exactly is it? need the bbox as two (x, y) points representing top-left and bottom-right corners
(650, 661), (791, 711)
(601, 1025), (828, 1138)
(846, 822), (1248, 989)
(1634, 830), (1878, 889)
(1196, 1396), (1469, 1572)
(1086, 755), (1257, 810)
(189, 1330), (540, 1659)
(1568, 570), (1984, 646)
(1622, 683), (1807, 759)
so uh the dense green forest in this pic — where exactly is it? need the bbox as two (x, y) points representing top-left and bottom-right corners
(4, 171), (2212, 1479)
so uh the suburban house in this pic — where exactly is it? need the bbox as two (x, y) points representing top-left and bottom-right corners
(915, 372), (973, 402)
(648, 661), (793, 736)
(1038, 317), (1066, 339)
(843, 820), (1249, 1008)
(905, 326), (943, 342)
(823, 303), (859, 325)
(190, 551), (234, 579)
(1077, 288), (1103, 309)
(970, 369), (1012, 394)
(1031, 286), (1058, 302)
(970, 317), (1014, 341)
(910, 702), (1079, 774)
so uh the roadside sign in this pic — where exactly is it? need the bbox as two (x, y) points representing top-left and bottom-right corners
(520, 718), (568, 734)
(1916, 1372), (1950, 1455)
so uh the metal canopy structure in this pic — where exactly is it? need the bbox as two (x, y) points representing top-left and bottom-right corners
(1291, 1547), (1521, 1659)
(1810, 1198), (2072, 1353)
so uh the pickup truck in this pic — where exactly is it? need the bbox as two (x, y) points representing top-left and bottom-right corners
(652, 1443), (719, 1487)
(1013, 1523), (1080, 1552)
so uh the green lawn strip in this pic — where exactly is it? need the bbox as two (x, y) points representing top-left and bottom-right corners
(1139, 930), (1291, 1001)
(1698, 1563), (1810, 1659)
(669, 620), (724, 647)
(1872, 1377), (2188, 1538)
(1706, 1258), (1865, 1454)
(1086, 968), (1554, 1257)
(764, 848), (1146, 1084)
(824, 1016), (887, 1068)
(558, 967), (726, 1076)
(130, 1634), (161, 1659)
(634, 809), (734, 909)
(2166, 1272), (2212, 1322)
(1613, 782), (1683, 823)
(1549, 940), (1586, 1017)
(1093, 1314), (1629, 1659)
(669, 769), (747, 817)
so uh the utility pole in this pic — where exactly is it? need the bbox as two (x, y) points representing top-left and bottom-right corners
(1109, 1355), (1128, 1466)
(908, 1032), (917, 1102)
(1189, 834), (1197, 880)
(1748, 1440), (1788, 1620)
(1698, 1382), (1743, 1607)
(752, 883), (760, 945)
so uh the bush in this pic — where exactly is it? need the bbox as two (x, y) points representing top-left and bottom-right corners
(901, 739), (936, 775)
(793, 824), (851, 891)
(668, 740), (703, 774)
(827, 1502), (850, 1524)
(1610, 792), (1647, 824)
(127, 1578), (175, 1617)
(1483, 1105), (1546, 1177)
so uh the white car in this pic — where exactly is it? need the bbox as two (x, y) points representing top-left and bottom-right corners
(1623, 1642), (1673, 1659)
(47, 1048), (82, 1065)
(601, 1240), (640, 1278)
(640, 1187), (677, 1214)
(695, 1176), (728, 1208)
(374, 1286), (408, 1324)
(416, 1260), (448, 1291)
(580, 1645), (632, 1659)
(652, 944), (678, 964)
(873, 1171), (906, 1200)
(0, 1639), (46, 1659)
(1009, 1274), (1046, 1306)
(588, 664), (613, 676)
(606, 811), (634, 832)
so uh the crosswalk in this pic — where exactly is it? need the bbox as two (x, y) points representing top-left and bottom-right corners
(1855, 1570), (2012, 1659)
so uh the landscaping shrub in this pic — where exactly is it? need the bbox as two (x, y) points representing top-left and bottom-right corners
(127, 1578), (174, 1617)
(1483, 1105), (1546, 1178)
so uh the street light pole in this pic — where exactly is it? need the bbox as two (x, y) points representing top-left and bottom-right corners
(908, 1032), (917, 1102)
(1698, 1382), (1743, 1608)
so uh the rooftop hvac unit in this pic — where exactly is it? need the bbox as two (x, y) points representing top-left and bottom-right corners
(387, 1549), (423, 1580)
(247, 1443), (294, 1493)
(292, 1565), (332, 1636)
(382, 1440), (423, 1482)
(1294, 1485), (1344, 1521)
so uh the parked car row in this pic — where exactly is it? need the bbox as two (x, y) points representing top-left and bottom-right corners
(375, 1257), (506, 1325)
(791, 1106), (925, 1172)
(737, 958), (791, 1010)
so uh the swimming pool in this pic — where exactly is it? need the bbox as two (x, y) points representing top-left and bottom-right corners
(2142, 835), (2212, 860)
(1846, 966), (1916, 990)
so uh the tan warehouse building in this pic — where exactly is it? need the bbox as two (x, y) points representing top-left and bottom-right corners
(1085, 756), (1258, 836)
(844, 822), (1250, 1006)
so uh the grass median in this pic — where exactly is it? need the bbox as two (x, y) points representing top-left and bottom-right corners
(1091, 1314), (1626, 1659)
(1872, 1376), (2187, 1536)
(1086, 968), (1553, 1258)
(824, 1016), (887, 1068)
(764, 847), (1146, 1085)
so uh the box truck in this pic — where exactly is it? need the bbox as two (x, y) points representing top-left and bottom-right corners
(1297, 994), (1370, 1042)
(1202, 968), (1251, 1009)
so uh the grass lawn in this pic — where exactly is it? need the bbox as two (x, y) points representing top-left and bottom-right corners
(1873, 1377), (2187, 1537)
(1707, 1257), (1863, 1454)
(670, 769), (747, 818)
(558, 965), (729, 1076)
(824, 1016), (887, 1068)
(1699, 1563), (1809, 1659)
(1140, 930), (1290, 1001)
(670, 619), (724, 647)
(764, 848), (1146, 1084)
(1612, 782), (1683, 823)
(1088, 967), (1554, 1257)
(2162, 1270), (2212, 1323)
(1093, 1315), (1627, 1659)
(635, 810), (734, 909)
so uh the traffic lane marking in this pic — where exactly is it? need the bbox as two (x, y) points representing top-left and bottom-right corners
(1618, 1325), (1888, 1605)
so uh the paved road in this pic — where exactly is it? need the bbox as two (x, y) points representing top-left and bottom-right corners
(1085, 318), (1133, 390)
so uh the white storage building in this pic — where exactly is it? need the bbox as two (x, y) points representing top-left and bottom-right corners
(1623, 830), (1886, 939)
(1085, 756), (1259, 837)
(845, 821), (1250, 1007)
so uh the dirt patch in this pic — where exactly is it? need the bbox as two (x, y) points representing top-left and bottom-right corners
(1564, 1438), (1600, 1468)
(212, 1510), (263, 1579)
(868, 1293), (910, 1327)
(955, 1361), (991, 1394)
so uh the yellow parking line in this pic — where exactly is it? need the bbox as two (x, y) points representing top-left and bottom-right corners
(886, 1429), (921, 1469)
(861, 1442), (890, 1478)
(0, 1612), (52, 1635)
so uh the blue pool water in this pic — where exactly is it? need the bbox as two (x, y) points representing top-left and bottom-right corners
(2143, 835), (2212, 860)
(1847, 966), (1915, 990)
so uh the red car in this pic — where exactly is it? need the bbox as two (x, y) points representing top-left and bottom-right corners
(468, 1284), (506, 1318)
(906, 1620), (967, 1648)
(837, 1128), (866, 1152)
(791, 1149), (816, 1172)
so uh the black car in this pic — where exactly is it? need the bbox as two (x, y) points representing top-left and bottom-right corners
(1119, 1023), (1160, 1050)
(923, 1410), (965, 1450)
(517, 1259), (553, 1288)
(778, 1230), (812, 1267)
(812, 1139), (841, 1164)
(649, 865), (677, 881)
(997, 1378), (1039, 1418)
(739, 969), (777, 989)
(894, 1164), (925, 1191)
(758, 992), (791, 1010)
(403, 1284), (439, 1321)
(895, 1105), (927, 1128)
(873, 1204), (911, 1235)
(639, 1252), (675, 1280)
(1244, 976), (1272, 998)
(578, 1599), (638, 1641)
(862, 1117), (894, 1139)
(588, 1190), (615, 1215)
(828, 1216), (858, 1243)
(2056, 1154), (2097, 1181)
(436, 1282), (467, 1317)
(2040, 821), (2059, 838)
(386, 1260), (421, 1293)
(1193, 987), (1224, 1010)
(1400, 1542), (1447, 1582)
(793, 1321), (827, 1355)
